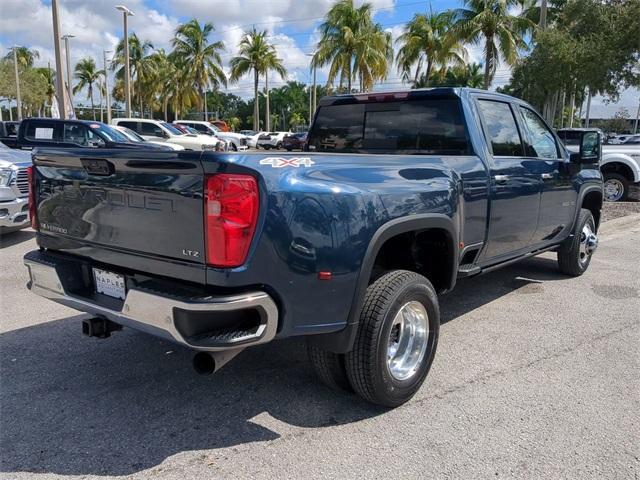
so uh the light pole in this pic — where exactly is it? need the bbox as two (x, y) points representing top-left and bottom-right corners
(51, 0), (66, 118)
(116, 5), (134, 118)
(103, 50), (112, 124)
(61, 34), (75, 112)
(11, 46), (22, 120)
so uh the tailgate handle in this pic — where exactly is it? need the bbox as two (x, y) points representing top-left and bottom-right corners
(81, 158), (114, 176)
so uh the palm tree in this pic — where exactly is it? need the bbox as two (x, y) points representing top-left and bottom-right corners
(425, 62), (484, 88)
(73, 58), (104, 120)
(35, 65), (56, 115)
(172, 19), (227, 118)
(230, 29), (286, 131)
(4, 47), (39, 68)
(312, 0), (392, 92)
(262, 50), (287, 132)
(396, 9), (466, 87)
(454, 0), (534, 89)
(112, 34), (155, 117)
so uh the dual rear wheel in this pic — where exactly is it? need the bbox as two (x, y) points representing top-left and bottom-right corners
(308, 270), (439, 407)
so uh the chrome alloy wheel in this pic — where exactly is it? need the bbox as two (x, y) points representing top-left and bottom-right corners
(604, 178), (624, 202)
(386, 301), (429, 381)
(579, 223), (598, 265)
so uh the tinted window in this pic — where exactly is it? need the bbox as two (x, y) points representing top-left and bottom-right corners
(24, 121), (59, 142)
(140, 122), (164, 137)
(520, 107), (558, 158)
(557, 130), (582, 146)
(118, 121), (138, 132)
(478, 100), (523, 156)
(5, 123), (18, 136)
(192, 123), (208, 133)
(308, 98), (470, 155)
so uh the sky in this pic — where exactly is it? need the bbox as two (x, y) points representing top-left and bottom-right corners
(0, 0), (637, 118)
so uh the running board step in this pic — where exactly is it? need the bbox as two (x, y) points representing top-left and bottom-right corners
(457, 264), (481, 278)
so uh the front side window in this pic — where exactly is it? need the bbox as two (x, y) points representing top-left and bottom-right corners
(520, 107), (558, 159)
(478, 100), (524, 156)
(308, 98), (471, 155)
(63, 123), (104, 146)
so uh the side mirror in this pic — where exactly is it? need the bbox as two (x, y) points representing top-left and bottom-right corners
(569, 131), (601, 164)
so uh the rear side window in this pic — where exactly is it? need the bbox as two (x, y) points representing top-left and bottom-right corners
(308, 98), (471, 155)
(118, 121), (138, 132)
(5, 123), (18, 136)
(478, 100), (523, 156)
(24, 121), (59, 142)
(140, 122), (162, 136)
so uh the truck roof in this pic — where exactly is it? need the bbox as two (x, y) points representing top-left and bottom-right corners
(318, 87), (518, 106)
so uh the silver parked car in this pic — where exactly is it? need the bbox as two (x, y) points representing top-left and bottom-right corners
(0, 141), (31, 234)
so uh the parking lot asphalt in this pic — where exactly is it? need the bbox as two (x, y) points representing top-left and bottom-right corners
(1, 215), (639, 480)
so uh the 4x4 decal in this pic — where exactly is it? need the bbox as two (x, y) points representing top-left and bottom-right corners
(259, 157), (315, 168)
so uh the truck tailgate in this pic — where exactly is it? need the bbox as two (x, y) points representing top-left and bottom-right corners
(33, 149), (206, 264)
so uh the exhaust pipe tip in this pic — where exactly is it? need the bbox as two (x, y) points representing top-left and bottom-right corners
(193, 352), (216, 375)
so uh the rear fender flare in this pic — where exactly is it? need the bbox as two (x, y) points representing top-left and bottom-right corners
(309, 214), (459, 353)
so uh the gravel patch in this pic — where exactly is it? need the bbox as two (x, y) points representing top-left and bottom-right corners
(602, 201), (640, 222)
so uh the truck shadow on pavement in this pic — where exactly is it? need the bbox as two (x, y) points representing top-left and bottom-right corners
(1, 255), (567, 477)
(0, 230), (35, 249)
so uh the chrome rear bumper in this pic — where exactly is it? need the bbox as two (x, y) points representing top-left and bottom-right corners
(24, 253), (278, 352)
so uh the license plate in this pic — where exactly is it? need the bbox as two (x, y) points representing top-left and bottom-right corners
(93, 268), (126, 300)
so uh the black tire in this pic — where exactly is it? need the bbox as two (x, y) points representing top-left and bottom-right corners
(286, 147), (292, 151)
(307, 343), (352, 392)
(264, 145), (271, 150)
(276, 142), (283, 149)
(231, 143), (238, 152)
(557, 208), (597, 276)
(603, 172), (629, 202)
(345, 270), (440, 407)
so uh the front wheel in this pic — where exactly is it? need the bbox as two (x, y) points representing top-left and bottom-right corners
(345, 270), (440, 407)
(603, 173), (629, 202)
(557, 208), (598, 276)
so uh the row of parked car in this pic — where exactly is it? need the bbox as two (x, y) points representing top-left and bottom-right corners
(0, 117), (309, 154)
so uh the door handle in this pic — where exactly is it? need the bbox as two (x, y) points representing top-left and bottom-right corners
(493, 175), (509, 185)
(541, 173), (554, 180)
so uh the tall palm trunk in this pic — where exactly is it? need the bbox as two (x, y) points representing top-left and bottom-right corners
(89, 83), (96, 121)
(253, 69), (260, 131)
(347, 58), (352, 93)
(265, 70), (270, 132)
(425, 59), (433, 87)
(568, 86), (576, 128)
(484, 36), (493, 90)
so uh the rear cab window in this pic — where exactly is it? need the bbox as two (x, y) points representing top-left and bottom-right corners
(308, 97), (472, 155)
(477, 100), (524, 157)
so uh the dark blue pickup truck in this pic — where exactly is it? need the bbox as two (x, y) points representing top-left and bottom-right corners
(24, 88), (603, 407)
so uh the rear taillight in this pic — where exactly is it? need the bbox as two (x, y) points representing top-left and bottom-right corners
(205, 174), (259, 267)
(27, 166), (38, 230)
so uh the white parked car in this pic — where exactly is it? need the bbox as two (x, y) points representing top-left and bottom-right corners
(113, 125), (185, 150)
(173, 120), (248, 151)
(0, 142), (31, 234)
(256, 131), (291, 150)
(111, 118), (219, 151)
